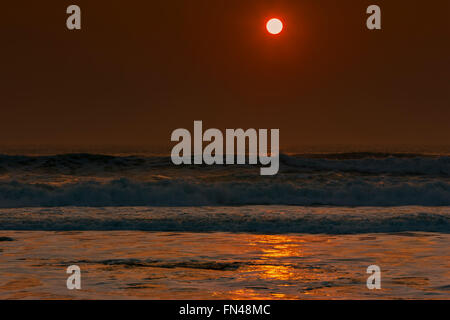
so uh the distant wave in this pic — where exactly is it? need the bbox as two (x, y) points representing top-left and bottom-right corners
(0, 153), (170, 174)
(0, 152), (449, 176)
(280, 154), (450, 176)
(0, 178), (449, 207)
(0, 206), (448, 234)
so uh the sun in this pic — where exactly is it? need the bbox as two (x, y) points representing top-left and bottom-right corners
(266, 18), (283, 35)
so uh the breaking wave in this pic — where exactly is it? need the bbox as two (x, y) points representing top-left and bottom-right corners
(0, 178), (449, 207)
(0, 206), (448, 234)
(0, 152), (449, 207)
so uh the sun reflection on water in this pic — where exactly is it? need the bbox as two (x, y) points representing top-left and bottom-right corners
(226, 234), (339, 299)
(1, 230), (448, 299)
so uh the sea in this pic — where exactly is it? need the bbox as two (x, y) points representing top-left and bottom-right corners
(0, 147), (449, 299)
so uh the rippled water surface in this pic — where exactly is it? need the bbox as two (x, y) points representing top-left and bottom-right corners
(1, 230), (448, 299)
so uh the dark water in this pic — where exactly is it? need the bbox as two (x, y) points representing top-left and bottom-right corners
(0, 152), (449, 207)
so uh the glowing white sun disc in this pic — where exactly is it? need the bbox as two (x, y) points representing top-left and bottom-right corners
(266, 18), (283, 35)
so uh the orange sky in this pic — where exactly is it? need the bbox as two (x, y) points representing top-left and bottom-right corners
(1, 0), (449, 150)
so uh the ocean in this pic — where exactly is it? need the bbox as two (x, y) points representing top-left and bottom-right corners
(0, 151), (449, 299)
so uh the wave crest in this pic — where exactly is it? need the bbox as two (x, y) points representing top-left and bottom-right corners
(0, 206), (448, 234)
(0, 178), (449, 207)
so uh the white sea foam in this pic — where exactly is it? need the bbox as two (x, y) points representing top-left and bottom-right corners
(0, 153), (449, 207)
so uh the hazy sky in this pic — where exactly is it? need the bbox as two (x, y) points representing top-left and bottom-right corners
(1, 0), (449, 150)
